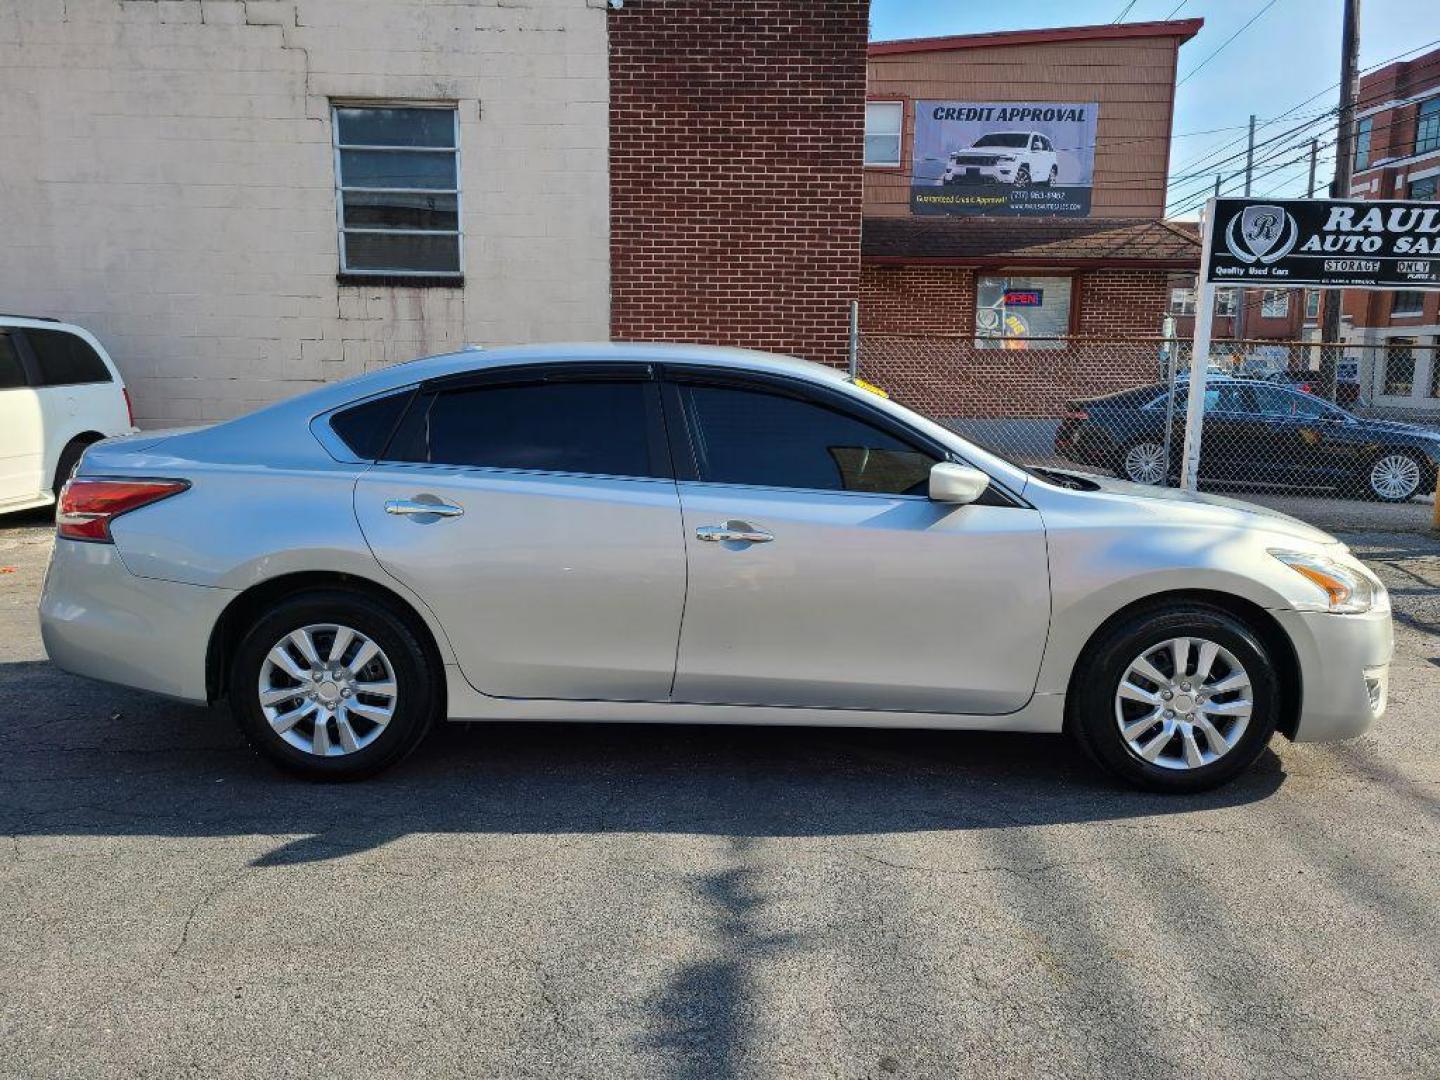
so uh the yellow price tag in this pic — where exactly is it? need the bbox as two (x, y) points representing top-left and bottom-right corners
(851, 377), (890, 399)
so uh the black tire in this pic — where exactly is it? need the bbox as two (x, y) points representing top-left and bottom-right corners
(229, 589), (440, 780)
(1047, 165), (1058, 187)
(1015, 164), (1031, 185)
(52, 438), (91, 498)
(1068, 603), (1280, 793)
(1116, 437), (1171, 486)
(1361, 448), (1430, 503)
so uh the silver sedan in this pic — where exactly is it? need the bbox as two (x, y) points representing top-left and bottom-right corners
(39, 344), (1392, 791)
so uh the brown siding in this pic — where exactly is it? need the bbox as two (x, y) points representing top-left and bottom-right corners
(608, 0), (868, 367)
(865, 37), (1183, 219)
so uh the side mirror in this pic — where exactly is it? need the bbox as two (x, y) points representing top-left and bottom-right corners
(928, 462), (990, 505)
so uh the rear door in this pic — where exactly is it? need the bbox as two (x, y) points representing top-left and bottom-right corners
(21, 327), (120, 487)
(662, 368), (1050, 714)
(352, 363), (688, 702)
(0, 330), (43, 504)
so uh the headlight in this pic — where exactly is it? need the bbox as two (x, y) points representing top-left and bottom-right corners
(997, 155), (1017, 163)
(1270, 549), (1384, 613)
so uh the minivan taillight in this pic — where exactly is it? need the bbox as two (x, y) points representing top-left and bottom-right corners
(57, 479), (189, 543)
(122, 387), (136, 427)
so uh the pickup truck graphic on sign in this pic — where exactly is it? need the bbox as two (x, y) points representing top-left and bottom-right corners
(942, 132), (1059, 187)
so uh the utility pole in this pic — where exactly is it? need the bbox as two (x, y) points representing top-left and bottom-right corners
(1244, 114), (1256, 195)
(1214, 173), (1222, 199)
(1307, 138), (1318, 197)
(1319, 0), (1361, 398)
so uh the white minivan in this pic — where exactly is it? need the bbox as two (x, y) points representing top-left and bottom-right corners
(0, 316), (136, 515)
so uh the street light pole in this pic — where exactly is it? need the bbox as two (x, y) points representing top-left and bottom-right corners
(1319, 0), (1361, 397)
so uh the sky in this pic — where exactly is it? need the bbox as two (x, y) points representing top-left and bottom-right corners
(868, 0), (1437, 219)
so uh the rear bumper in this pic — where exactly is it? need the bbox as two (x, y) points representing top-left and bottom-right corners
(39, 539), (234, 703)
(1274, 607), (1393, 742)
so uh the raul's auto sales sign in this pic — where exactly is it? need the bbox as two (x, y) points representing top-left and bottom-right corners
(1203, 197), (1440, 289)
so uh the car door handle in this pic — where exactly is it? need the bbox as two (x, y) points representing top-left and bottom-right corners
(385, 498), (464, 518)
(695, 524), (773, 544)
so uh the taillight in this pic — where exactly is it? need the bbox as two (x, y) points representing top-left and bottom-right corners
(122, 387), (136, 427)
(1063, 408), (1089, 421)
(57, 478), (189, 543)
(1297, 383), (1313, 394)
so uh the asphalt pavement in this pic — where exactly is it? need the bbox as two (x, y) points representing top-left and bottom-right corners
(1, 508), (1437, 1079)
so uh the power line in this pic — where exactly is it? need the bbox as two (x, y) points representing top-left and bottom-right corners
(1165, 0), (1189, 16)
(1112, 0), (1140, 23)
(1176, 0), (1282, 88)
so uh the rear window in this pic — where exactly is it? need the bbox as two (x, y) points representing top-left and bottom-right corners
(0, 332), (24, 389)
(25, 329), (111, 386)
(329, 392), (413, 459)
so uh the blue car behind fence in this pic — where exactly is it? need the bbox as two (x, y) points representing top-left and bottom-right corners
(1055, 377), (1440, 502)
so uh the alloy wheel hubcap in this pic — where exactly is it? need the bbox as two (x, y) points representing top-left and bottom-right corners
(1113, 636), (1253, 771)
(258, 623), (397, 757)
(1124, 442), (1167, 485)
(1370, 454), (1420, 500)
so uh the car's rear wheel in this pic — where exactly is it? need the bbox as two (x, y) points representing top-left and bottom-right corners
(1069, 604), (1280, 793)
(1046, 165), (1058, 186)
(1119, 438), (1169, 485)
(1364, 450), (1428, 502)
(52, 437), (92, 498)
(229, 590), (440, 780)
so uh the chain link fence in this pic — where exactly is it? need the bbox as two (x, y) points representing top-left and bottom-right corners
(859, 333), (1440, 508)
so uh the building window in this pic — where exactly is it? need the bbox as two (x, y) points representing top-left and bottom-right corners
(1216, 288), (1237, 317)
(864, 102), (904, 166)
(975, 275), (1072, 350)
(1393, 291), (1425, 316)
(1383, 338), (1416, 397)
(1260, 290), (1290, 318)
(1304, 290), (1321, 320)
(1169, 287), (1196, 316)
(1411, 175), (1438, 201)
(1354, 116), (1373, 171)
(1418, 98), (1440, 156)
(333, 104), (461, 278)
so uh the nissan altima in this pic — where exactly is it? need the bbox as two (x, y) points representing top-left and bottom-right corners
(39, 344), (1392, 792)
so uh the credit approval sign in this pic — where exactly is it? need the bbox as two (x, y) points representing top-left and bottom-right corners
(1202, 197), (1440, 289)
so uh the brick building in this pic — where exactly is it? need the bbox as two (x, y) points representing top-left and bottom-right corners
(1343, 44), (1440, 410)
(0, 0), (867, 426)
(854, 19), (1204, 418)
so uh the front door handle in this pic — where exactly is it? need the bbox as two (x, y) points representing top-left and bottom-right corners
(696, 523), (773, 544)
(385, 497), (464, 518)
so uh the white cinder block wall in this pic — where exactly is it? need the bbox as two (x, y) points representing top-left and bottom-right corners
(0, 0), (611, 426)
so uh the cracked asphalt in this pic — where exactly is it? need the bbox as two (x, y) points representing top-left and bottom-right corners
(1, 509), (1438, 1079)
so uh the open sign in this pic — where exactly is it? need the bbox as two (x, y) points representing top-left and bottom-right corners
(1003, 289), (1044, 307)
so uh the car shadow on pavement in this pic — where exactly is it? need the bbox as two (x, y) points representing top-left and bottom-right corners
(0, 659), (1285, 867)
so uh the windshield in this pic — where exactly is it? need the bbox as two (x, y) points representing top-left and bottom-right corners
(972, 133), (1030, 149)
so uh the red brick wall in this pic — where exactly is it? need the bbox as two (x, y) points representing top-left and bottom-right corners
(858, 265), (1172, 418)
(607, 0), (868, 366)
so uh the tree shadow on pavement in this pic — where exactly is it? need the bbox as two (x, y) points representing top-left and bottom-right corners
(0, 659), (1285, 867)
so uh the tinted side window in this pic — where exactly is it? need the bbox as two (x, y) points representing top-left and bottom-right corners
(0, 332), (25, 389)
(1214, 384), (1257, 413)
(678, 384), (938, 494)
(394, 380), (659, 478)
(25, 329), (111, 386)
(329, 392), (412, 459)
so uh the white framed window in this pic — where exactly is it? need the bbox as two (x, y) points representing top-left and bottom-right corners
(1304, 290), (1321, 320)
(975, 275), (1072, 350)
(333, 104), (462, 278)
(1417, 97), (1440, 156)
(1169, 287), (1196, 316)
(1215, 288), (1237, 317)
(1261, 289), (1290, 318)
(864, 102), (904, 166)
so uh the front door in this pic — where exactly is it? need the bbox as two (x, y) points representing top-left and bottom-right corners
(662, 371), (1051, 714)
(353, 365), (687, 702)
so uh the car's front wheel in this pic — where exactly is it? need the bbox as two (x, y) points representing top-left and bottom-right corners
(1015, 164), (1031, 185)
(229, 589), (440, 780)
(1068, 604), (1280, 793)
(1364, 449), (1429, 502)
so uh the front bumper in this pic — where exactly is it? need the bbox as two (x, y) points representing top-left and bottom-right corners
(39, 539), (234, 703)
(1274, 606), (1393, 742)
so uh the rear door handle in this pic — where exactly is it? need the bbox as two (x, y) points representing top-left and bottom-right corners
(385, 497), (464, 518)
(695, 523), (773, 544)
